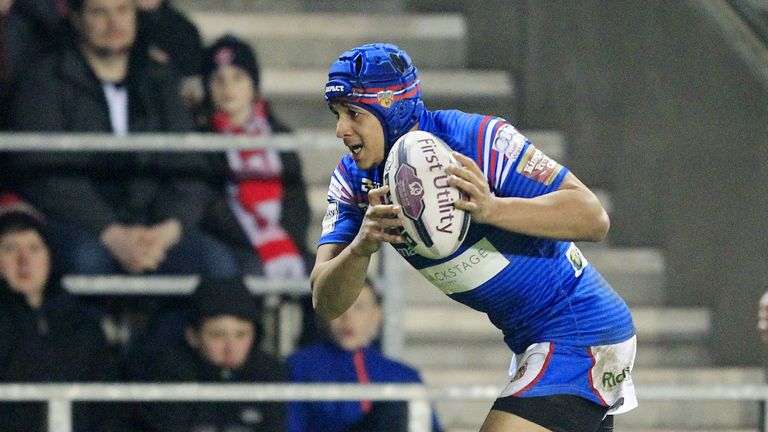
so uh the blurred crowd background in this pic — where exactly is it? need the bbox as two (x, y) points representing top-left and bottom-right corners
(0, 0), (766, 431)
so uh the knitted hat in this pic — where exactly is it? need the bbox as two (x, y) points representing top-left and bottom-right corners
(324, 42), (424, 150)
(0, 209), (49, 247)
(190, 278), (260, 328)
(201, 34), (260, 90)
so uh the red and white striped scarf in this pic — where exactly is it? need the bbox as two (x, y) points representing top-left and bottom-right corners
(212, 100), (304, 276)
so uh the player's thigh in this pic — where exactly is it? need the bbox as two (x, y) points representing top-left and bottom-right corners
(479, 409), (551, 432)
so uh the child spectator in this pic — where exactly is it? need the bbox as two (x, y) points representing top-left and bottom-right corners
(0, 210), (122, 432)
(136, 278), (287, 432)
(198, 34), (322, 347)
(287, 279), (442, 432)
(199, 34), (311, 279)
(202, 36), (309, 277)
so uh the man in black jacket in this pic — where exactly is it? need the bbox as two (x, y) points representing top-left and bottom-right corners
(6, 0), (239, 279)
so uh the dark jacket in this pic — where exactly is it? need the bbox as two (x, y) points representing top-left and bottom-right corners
(137, 342), (288, 432)
(6, 39), (221, 233)
(1, 0), (66, 87)
(136, 1), (203, 77)
(0, 278), (120, 432)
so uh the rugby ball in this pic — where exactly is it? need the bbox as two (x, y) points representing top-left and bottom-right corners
(383, 131), (471, 259)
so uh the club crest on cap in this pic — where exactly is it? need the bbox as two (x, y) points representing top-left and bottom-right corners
(215, 47), (234, 66)
(377, 90), (394, 108)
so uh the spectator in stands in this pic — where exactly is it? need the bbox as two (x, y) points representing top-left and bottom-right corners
(0, 210), (123, 432)
(6, 0), (239, 279)
(199, 34), (310, 278)
(135, 0), (204, 109)
(286, 279), (442, 432)
(136, 278), (287, 432)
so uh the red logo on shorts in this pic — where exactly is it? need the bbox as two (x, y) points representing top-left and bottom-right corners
(512, 363), (527, 381)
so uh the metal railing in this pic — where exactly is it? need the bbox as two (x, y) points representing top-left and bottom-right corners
(0, 132), (405, 357)
(1, 383), (767, 432)
(0, 131), (342, 152)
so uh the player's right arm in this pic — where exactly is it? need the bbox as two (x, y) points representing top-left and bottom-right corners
(310, 186), (403, 320)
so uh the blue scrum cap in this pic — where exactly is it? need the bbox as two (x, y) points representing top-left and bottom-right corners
(324, 43), (424, 148)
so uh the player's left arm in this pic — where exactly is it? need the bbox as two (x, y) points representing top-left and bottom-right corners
(448, 152), (609, 242)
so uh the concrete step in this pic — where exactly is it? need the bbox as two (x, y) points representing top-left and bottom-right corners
(615, 401), (759, 429)
(400, 245), (666, 307)
(264, 68), (515, 130)
(438, 399), (760, 431)
(298, 129), (564, 250)
(262, 69), (513, 100)
(613, 429), (755, 432)
(179, 0), (405, 14)
(188, 12), (467, 68)
(445, 429), (750, 432)
(422, 366), (762, 387)
(578, 244), (667, 306)
(430, 368), (763, 431)
(297, 128), (564, 187)
(403, 305), (710, 343)
(404, 339), (712, 370)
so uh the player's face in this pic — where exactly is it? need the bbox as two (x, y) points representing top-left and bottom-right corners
(331, 102), (385, 169)
(191, 315), (255, 369)
(74, 0), (136, 57)
(329, 285), (383, 351)
(208, 65), (256, 122)
(0, 230), (50, 301)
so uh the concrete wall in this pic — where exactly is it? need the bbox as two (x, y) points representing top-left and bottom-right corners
(409, 0), (768, 366)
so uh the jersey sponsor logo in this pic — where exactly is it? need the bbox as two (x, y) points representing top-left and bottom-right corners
(321, 202), (339, 235)
(395, 244), (418, 257)
(602, 367), (631, 389)
(377, 90), (394, 108)
(566, 242), (588, 277)
(589, 336), (638, 415)
(418, 237), (509, 294)
(516, 145), (563, 185)
(492, 124), (527, 162)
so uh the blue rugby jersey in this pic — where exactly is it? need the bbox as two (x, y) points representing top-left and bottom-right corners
(319, 109), (635, 354)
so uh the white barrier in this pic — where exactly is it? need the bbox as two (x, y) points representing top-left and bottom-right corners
(0, 132), (404, 358)
(62, 275), (310, 296)
(0, 131), (342, 151)
(0, 383), (434, 432)
(0, 383), (767, 432)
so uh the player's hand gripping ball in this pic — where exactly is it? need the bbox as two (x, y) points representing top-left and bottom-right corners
(383, 131), (471, 259)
